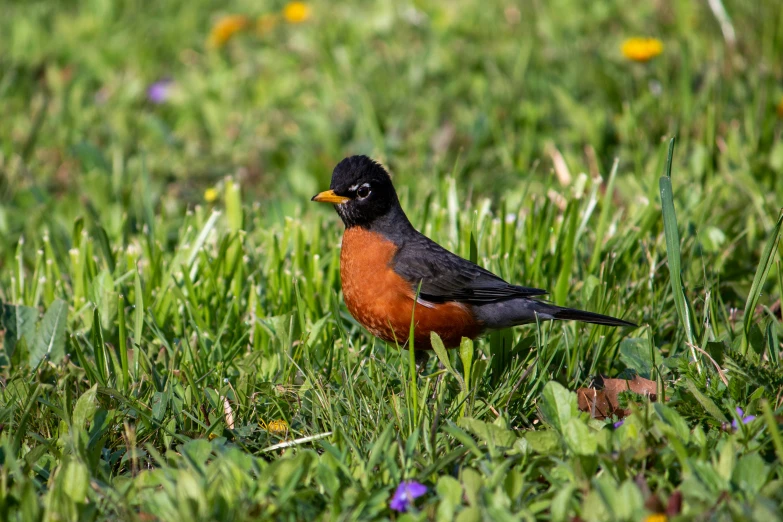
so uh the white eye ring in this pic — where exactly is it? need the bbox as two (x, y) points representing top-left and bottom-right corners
(356, 184), (371, 199)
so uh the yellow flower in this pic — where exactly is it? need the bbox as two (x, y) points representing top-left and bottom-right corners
(260, 418), (289, 436)
(621, 37), (664, 62)
(283, 2), (311, 24)
(207, 15), (249, 49)
(644, 515), (667, 522)
(267, 419), (289, 435)
(204, 187), (219, 202)
(257, 14), (279, 35)
(777, 96), (783, 118)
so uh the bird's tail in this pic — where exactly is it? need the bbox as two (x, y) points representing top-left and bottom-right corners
(547, 305), (637, 328)
(472, 298), (637, 329)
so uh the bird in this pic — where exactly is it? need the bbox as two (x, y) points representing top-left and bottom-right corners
(311, 155), (635, 354)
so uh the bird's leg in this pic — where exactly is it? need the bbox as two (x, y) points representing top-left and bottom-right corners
(414, 350), (429, 373)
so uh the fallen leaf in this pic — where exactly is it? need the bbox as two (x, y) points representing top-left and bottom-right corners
(602, 375), (657, 398)
(576, 388), (614, 419)
(577, 375), (659, 420)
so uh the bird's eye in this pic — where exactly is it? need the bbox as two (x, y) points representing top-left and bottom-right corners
(356, 185), (371, 199)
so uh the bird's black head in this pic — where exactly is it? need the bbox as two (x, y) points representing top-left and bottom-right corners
(311, 156), (402, 229)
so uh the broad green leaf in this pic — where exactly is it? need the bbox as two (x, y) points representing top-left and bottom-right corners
(654, 403), (690, 443)
(152, 391), (168, 422)
(551, 484), (577, 522)
(29, 299), (68, 367)
(619, 338), (662, 379)
(733, 453), (769, 495)
(437, 475), (463, 520)
(181, 439), (212, 469)
(92, 270), (116, 329)
(685, 379), (728, 423)
(562, 418), (597, 455)
(539, 381), (577, 432)
(458, 417), (517, 448)
(61, 459), (90, 503)
(455, 507), (481, 522)
(460, 467), (483, 507)
(523, 430), (561, 454)
(2, 303), (38, 358)
(72, 385), (98, 428)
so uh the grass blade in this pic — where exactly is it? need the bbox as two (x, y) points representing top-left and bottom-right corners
(118, 294), (129, 391)
(133, 270), (144, 379)
(659, 138), (699, 372)
(742, 210), (783, 350)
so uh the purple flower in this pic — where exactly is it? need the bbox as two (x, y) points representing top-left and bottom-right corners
(390, 480), (427, 512)
(732, 407), (756, 430)
(147, 79), (173, 104)
(613, 419), (624, 428)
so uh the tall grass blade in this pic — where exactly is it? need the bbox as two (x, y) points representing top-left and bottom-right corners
(659, 138), (699, 372)
(118, 294), (129, 391)
(742, 210), (783, 352)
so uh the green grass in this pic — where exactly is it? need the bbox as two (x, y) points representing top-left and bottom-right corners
(2, 0), (783, 520)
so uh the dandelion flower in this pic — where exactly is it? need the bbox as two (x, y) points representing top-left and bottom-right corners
(257, 14), (279, 35)
(621, 37), (663, 62)
(389, 480), (427, 512)
(283, 2), (311, 24)
(147, 79), (173, 104)
(204, 187), (219, 203)
(267, 419), (289, 435)
(207, 15), (250, 48)
(644, 515), (667, 522)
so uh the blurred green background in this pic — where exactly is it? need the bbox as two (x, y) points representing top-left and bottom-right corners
(2, 0), (781, 256)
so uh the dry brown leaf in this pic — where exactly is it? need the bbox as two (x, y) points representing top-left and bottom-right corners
(576, 388), (615, 419)
(577, 375), (659, 420)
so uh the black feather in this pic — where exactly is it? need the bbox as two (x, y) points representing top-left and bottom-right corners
(390, 232), (547, 304)
(549, 306), (637, 327)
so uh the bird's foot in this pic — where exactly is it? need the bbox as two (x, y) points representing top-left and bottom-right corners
(414, 350), (430, 373)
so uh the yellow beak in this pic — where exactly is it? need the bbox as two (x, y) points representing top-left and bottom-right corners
(311, 190), (350, 204)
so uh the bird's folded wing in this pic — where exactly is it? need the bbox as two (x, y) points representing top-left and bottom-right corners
(391, 235), (546, 304)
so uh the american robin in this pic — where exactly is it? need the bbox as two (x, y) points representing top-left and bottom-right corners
(312, 156), (635, 352)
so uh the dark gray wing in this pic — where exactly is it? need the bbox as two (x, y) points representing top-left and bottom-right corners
(391, 233), (547, 304)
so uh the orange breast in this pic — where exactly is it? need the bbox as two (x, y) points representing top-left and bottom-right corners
(340, 227), (482, 349)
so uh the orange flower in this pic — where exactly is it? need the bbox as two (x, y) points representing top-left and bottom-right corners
(283, 2), (311, 24)
(621, 37), (663, 62)
(207, 15), (249, 48)
(643, 515), (667, 522)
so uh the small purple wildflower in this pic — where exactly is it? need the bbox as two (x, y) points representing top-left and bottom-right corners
(732, 407), (756, 430)
(147, 79), (173, 104)
(613, 419), (624, 429)
(390, 480), (427, 512)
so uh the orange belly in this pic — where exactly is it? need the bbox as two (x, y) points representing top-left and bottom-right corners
(340, 227), (482, 349)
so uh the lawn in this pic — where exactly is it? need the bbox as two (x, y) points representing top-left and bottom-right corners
(1, 0), (783, 520)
